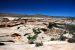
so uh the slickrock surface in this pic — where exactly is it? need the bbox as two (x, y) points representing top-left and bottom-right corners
(0, 17), (75, 50)
(0, 42), (75, 50)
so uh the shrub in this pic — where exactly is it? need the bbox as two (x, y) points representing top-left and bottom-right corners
(51, 38), (55, 41)
(33, 28), (41, 35)
(27, 35), (37, 44)
(35, 42), (43, 47)
(67, 38), (75, 43)
(27, 28), (41, 44)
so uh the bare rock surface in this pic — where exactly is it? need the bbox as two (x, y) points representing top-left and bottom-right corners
(0, 17), (75, 50)
(0, 42), (75, 50)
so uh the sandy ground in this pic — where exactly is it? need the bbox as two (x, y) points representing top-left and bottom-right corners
(0, 42), (75, 50)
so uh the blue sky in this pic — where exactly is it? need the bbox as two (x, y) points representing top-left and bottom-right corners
(0, 0), (75, 17)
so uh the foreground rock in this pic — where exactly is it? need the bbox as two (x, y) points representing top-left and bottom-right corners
(0, 42), (75, 50)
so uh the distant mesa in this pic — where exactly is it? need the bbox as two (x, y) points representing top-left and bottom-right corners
(0, 13), (69, 18)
